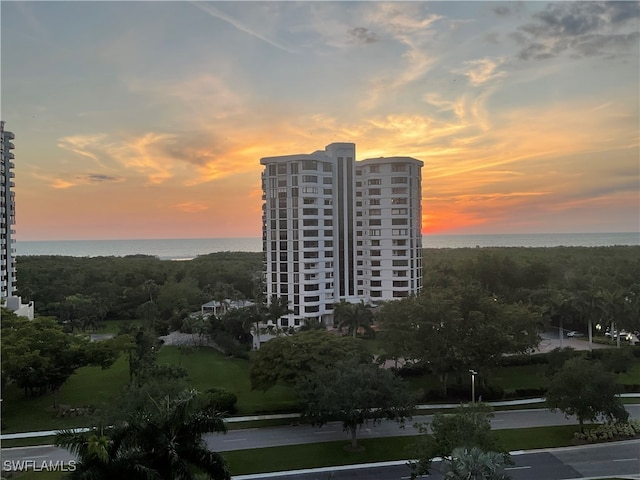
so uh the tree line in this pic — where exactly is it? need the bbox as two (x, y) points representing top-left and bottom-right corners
(15, 252), (262, 334)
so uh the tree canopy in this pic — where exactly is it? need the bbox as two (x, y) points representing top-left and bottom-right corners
(296, 358), (415, 449)
(249, 330), (372, 391)
(409, 403), (509, 478)
(56, 388), (230, 480)
(377, 284), (540, 395)
(546, 357), (628, 431)
(1, 309), (119, 406)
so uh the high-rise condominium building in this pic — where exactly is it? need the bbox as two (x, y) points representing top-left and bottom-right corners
(260, 142), (422, 328)
(1, 121), (33, 319)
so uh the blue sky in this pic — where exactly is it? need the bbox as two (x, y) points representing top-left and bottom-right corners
(2, 1), (638, 240)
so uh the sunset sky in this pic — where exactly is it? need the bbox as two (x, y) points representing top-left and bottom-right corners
(2, 1), (638, 241)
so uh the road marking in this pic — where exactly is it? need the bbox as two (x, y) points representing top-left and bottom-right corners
(223, 438), (247, 442)
(505, 466), (531, 470)
(613, 458), (638, 462)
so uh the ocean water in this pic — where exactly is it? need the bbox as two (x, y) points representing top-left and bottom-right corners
(14, 232), (639, 260)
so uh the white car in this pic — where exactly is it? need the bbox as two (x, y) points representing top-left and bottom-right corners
(567, 331), (584, 338)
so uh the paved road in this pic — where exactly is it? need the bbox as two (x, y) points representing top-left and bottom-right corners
(3, 406), (639, 476)
(232, 441), (640, 480)
(206, 405), (640, 452)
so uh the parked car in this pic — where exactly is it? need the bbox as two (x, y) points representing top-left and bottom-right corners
(567, 331), (585, 337)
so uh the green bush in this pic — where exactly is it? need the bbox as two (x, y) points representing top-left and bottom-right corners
(499, 353), (549, 367)
(573, 419), (640, 443)
(206, 387), (238, 415)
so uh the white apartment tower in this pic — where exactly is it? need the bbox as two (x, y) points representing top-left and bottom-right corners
(1, 121), (33, 319)
(260, 143), (422, 328)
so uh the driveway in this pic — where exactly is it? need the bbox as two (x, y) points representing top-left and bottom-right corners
(535, 331), (609, 353)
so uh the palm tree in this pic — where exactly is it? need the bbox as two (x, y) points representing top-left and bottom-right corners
(333, 300), (374, 338)
(267, 294), (293, 327)
(543, 292), (574, 348)
(56, 390), (230, 480)
(572, 289), (605, 351)
(442, 447), (511, 480)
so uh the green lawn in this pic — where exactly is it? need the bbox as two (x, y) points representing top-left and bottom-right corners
(490, 364), (549, 391)
(2, 345), (298, 434)
(0, 425), (623, 478)
(222, 425), (586, 475)
(3, 343), (638, 435)
(1, 355), (130, 433)
(157, 346), (298, 414)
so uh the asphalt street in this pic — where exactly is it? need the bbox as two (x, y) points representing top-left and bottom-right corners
(206, 405), (640, 452)
(3, 405), (639, 478)
(232, 441), (640, 480)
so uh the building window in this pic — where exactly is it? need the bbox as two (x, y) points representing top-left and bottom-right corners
(278, 163), (287, 174)
(392, 218), (408, 225)
(393, 291), (409, 298)
(371, 290), (382, 297)
(392, 259), (409, 266)
(392, 164), (406, 172)
(392, 197), (408, 204)
(368, 179), (381, 185)
(369, 165), (380, 173)
(392, 187), (407, 194)
(369, 219), (382, 226)
(369, 209), (381, 215)
(303, 219), (318, 226)
(323, 162), (333, 172)
(303, 208), (318, 215)
(371, 250), (381, 256)
(391, 177), (407, 184)
(392, 239), (407, 246)
(303, 230), (318, 237)
(371, 280), (382, 287)
(370, 229), (381, 236)
(392, 208), (408, 215)
(303, 198), (317, 204)
(302, 160), (317, 170)
(302, 186), (318, 194)
(393, 280), (409, 287)
(371, 240), (380, 246)
(369, 198), (380, 205)
(302, 175), (318, 183)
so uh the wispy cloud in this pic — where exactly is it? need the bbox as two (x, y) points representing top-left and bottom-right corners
(173, 201), (209, 213)
(457, 57), (507, 85)
(190, 2), (296, 54)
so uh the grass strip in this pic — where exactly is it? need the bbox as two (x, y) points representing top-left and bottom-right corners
(222, 425), (582, 475)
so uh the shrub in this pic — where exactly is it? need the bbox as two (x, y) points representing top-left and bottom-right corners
(206, 387), (238, 415)
(573, 420), (640, 443)
(499, 353), (549, 367)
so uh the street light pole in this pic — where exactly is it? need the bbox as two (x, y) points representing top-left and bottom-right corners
(469, 369), (478, 403)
